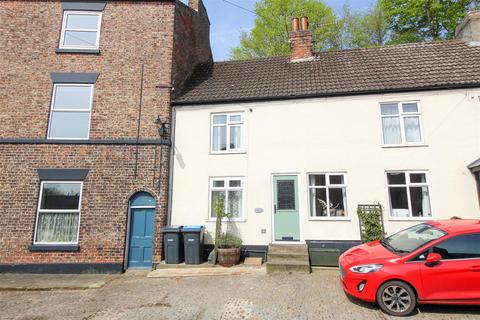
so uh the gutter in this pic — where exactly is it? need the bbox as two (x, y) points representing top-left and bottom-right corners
(171, 83), (480, 106)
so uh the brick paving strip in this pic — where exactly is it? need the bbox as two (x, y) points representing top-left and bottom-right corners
(0, 274), (116, 291)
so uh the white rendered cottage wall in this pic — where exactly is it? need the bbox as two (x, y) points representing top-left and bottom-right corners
(171, 89), (480, 245)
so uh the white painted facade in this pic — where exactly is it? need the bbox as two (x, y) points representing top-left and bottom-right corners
(170, 89), (480, 245)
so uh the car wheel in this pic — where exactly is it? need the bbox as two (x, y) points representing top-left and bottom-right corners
(376, 281), (416, 317)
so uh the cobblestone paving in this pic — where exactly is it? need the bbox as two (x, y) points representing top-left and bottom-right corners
(1, 270), (479, 320)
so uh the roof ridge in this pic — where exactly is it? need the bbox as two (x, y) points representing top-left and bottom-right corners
(214, 39), (467, 65)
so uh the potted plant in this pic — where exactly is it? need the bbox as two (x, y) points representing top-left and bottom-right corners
(212, 194), (243, 267)
(216, 232), (242, 267)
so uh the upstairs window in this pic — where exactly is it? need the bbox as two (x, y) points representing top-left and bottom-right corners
(211, 113), (244, 153)
(386, 171), (432, 219)
(59, 11), (102, 50)
(381, 102), (423, 145)
(47, 84), (93, 139)
(34, 181), (83, 244)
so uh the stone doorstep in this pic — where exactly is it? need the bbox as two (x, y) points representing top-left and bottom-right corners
(266, 260), (311, 274)
(266, 243), (311, 274)
(147, 265), (266, 278)
(155, 262), (214, 269)
(243, 257), (263, 266)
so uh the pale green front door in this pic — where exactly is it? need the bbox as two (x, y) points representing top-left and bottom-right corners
(273, 175), (300, 241)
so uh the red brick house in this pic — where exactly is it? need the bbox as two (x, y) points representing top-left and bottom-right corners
(0, 0), (212, 273)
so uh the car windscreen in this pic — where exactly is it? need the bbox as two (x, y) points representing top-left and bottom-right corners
(381, 223), (447, 254)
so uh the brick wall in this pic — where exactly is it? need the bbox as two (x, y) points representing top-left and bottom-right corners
(0, 0), (212, 270)
(172, 1), (213, 93)
(0, 0), (175, 139)
(0, 144), (170, 264)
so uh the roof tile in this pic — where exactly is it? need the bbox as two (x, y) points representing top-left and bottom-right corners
(173, 40), (480, 105)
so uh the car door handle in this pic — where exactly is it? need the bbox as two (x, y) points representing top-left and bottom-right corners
(469, 266), (480, 272)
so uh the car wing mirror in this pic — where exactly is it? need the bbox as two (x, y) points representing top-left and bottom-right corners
(425, 253), (442, 267)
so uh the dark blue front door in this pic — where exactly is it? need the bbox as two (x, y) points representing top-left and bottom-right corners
(128, 208), (155, 269)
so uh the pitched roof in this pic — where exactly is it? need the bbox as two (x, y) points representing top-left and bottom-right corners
(469, 158), (480, 172)
(172, 40), (480, 105)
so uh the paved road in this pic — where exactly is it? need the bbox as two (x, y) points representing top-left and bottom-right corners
(1, 270), (478, 320)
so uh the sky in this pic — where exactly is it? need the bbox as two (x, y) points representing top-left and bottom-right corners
(201, 0), (376, 61)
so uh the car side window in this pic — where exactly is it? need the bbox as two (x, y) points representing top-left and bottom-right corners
(430, 233), (480, 260)
(410, 250), (429, 262)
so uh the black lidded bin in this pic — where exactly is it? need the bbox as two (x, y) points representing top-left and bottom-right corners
(182, 226), (205, 264)
(162, 226), (184, 264)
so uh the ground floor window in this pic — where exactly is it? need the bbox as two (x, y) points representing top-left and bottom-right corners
(308, 173), (347, 218)
(34, 181), (83, 244)
(386, 171), (431, 218)
(209, 177), (243, 220)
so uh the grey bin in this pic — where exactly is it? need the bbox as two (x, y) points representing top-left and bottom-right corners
(182, 226), (205, 265)
(163, 226), (184, 264)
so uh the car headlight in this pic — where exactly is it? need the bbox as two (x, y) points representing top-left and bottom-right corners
(349, 264), (383, 274)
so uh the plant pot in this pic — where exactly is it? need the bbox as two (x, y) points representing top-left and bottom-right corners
(217, 247), (240, 267)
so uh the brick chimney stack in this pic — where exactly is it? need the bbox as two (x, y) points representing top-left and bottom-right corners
(289, 16), (313, 62)
(455, 10), (480, 46)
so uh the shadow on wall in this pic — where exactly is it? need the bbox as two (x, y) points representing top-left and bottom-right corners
(226, 221), (241, 239)
(175, 146), (186, 169)
(203, 220), (242, 245)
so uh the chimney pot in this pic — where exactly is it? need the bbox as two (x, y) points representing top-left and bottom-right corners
(292, 17), (299, 32)
(456, 10), (480, 46)
(289, 16), (313, 62)
(301, 16), (309, 30)
(188, 0), (201, 11)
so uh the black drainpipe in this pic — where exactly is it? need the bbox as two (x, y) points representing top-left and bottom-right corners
(134, 63), (145, 180)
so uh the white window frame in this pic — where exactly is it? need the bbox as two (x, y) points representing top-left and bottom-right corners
(380, 101), (424, 146)
(208, 177), (245, 221)
(47, 83), (94, 140)
(307, 173), (349, 220)
(210, 113), (245, 154)
(59, 11), (102, 50)
(385, 170), (432, 220)
(34, 181), (83, 245)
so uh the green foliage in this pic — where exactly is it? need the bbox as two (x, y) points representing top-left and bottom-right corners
(337, 3), (389, 48)
(213, 193), (232, 220)
(357, 206), (385, 243)
(380, 0), (477, 44)
(230, 0), (480, 60)
(212, 194), (225, 264)
(217, 232), (243, 249)
(212, 193), (243, 262)
(230, 0), (340, 60)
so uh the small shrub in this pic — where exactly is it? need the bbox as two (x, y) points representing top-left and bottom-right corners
(357, 205), (385, 243)
(217, 233), (242, 249)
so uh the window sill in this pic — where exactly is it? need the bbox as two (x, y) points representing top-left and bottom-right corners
(206, 219), (246, 223)
(382, 144), (428, 149)
(209, 151), (247, 155)
(47, 137), (90, 141)
(388, 217), (432, 221)
(28, 244), (79, 252)
(55, 48), (100, 54)
(308, 217), (351, 221)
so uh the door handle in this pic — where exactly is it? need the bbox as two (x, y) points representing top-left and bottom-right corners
(469, 266), (480, 272)
(274, 204), (277, 214)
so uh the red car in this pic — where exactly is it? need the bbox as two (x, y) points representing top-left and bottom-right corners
(339, 219), (480, 316)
